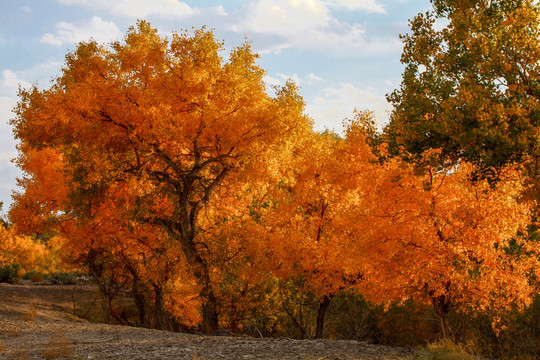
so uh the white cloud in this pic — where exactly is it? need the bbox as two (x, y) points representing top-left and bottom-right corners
(232, 0), (400, 56)
(0, 97), (18, 162)
(0, 99), (21, 210)
(324, 0), (386, 14)
(55, 0), (198, 19)
(41, 16), (123, 46)
(0, 96), (16, 124)
(306, 73), (324, 83)
(22, 5), (33, 13)
(306, 83), (392, 131)
(264, 72), (324, 88)
(232, 0), (330, 36)
(1, 70), (31, 90)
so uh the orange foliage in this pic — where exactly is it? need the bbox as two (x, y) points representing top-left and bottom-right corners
(8, 20), (538, 339)
(353, 159), (538, 337)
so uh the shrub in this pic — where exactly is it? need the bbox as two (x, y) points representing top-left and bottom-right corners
(0, 264), (20, 283)
(23, 270), (45, 282)
(46, 272), (76, 285)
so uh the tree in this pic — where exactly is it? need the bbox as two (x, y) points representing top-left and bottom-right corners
(354, 158), (539, 339)
(386, 0), (540, 178)
(11, 21), (309, 333)
(265, 113), (376, 339)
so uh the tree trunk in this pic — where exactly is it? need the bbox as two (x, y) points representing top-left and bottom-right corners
(132, 281), (148, 327)
(153, 284), (166, 330)
(315, 294), (333, 339)
(432, 295), (452, 340)
(157, 191), (221, 333)
(200, 277), (219, 334)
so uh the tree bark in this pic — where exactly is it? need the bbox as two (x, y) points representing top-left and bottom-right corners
(199, 268), (219, 334)
(432, 295), (452, 340)
(132, 283), (148, 327)
(153, 284), (166, 330)
(315, 294), (333, 339)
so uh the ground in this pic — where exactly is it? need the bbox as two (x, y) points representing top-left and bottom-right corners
(0, 283), (417, 360)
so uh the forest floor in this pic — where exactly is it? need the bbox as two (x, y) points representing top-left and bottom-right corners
(0, 283), (420, 360)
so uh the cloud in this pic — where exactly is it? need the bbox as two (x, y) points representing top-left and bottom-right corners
(232, 0), (330, 36)
(22, 5), (33, 14)
(306, 83), (392, 131)
(55, 0), (198, 19)
(1, 70), (32, 90)
(1, 61), (62, 95)
(41, 16), (123, 46)
(0, 96), (16, 123)
(0, 160), (21, 211)
(324, 0), (386, 13)
(264, 72), (324, 88)
(231, 0), (399, 56)
(0, 98), (21, 210)
(0, 97), (18, 168)
(306, 73), (324, 83)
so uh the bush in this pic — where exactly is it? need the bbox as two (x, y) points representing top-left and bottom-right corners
(325, 292), (378, 341)
(0, 264), (20, 283)
(46, 272), (76, 285)
(23, 270), (45, 282)
(373, 299), (439, 347)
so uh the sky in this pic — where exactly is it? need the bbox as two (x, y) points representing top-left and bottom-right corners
(0, 0), (432, 213)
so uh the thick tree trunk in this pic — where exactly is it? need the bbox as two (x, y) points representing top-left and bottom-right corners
(315, 294), (333, 339)
(201, 292), (219, 334)
(432, 295), (452, 340)
(156, 172), (225, 334)
(199, 269), (219, 334)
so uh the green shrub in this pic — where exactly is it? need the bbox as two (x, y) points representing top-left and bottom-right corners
(46, 272), (76, 285)
(0, 264), (20, 283)
(324, 291), (378, 341)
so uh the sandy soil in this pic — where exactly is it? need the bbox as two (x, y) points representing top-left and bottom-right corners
(0, 283), (415, 360)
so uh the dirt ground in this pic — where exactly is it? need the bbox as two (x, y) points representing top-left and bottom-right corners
(0, 283), (416, 360)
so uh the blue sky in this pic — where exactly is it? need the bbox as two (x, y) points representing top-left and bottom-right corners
(0, 0), (431, 212)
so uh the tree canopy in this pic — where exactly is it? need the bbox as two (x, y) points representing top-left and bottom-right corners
(11, 20), (311, 333)
(7, 13), (539, 347)
(386, 0), (540, 178)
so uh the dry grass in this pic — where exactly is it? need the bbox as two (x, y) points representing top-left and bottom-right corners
(414, 339), (481, 360)
(22, 305), (36, 326)
(42, 331), (75, 359)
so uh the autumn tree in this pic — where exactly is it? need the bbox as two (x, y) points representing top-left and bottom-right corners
(386, 0), (540, 178)
(354, 159), (539, 339)
(11, 21), (309, 333)
(263, 112), (377, 339)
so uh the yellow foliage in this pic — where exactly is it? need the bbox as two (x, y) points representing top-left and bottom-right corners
(0, 226), (69, 275)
